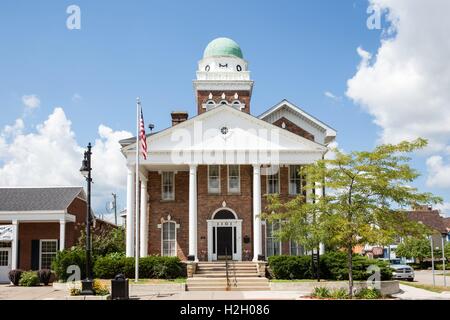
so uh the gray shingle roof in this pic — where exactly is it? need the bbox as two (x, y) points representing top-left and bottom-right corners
(0, 187), (85, 212)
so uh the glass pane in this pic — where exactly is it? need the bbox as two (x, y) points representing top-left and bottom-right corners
(209, 165), (219, 177)
(0, 251), (8, 266)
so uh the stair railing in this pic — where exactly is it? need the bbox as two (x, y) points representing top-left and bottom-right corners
(225, 247), (231, 290)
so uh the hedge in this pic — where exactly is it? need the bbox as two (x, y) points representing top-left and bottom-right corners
(93, 254), (185, 279)
(268, 252), (392, 281)
(51, 248), (87, 281)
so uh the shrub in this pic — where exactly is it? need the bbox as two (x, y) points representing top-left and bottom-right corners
(93, 254), (185, 279)
(93, 253), (126, 279)
(93, 279), (110, 296)
(330, 288), (350, 299)
(70, 288), (81, 296)
(267, 252), (392, 281)
(355, 288), (382, 299)
(51, 247), (87, 282)
(311, 287), (331, 298)
(19, 271), (40, 287)
(37, 269), (54, 286)
(268, 255), (313, 279)
(8, 270), (23, 286)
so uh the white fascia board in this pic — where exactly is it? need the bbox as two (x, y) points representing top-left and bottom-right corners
(0, 211), (76, 222)
(259, 100), (337, 139)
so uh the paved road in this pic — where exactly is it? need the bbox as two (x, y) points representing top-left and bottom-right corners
(413, 270), (449, 287)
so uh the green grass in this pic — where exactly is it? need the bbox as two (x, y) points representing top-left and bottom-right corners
(97, 278), (186, 285)
(400, 281), (450, 293)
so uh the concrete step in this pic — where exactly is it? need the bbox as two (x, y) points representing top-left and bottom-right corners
(193, 273), (259, 278)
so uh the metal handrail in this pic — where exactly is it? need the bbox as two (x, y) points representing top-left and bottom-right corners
(225, 247), (231, 290)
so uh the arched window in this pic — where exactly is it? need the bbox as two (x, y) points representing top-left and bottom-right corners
(213, 210), (236, 220)
(161, 221), (177, 257)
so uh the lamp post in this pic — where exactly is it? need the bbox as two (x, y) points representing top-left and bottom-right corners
(80, 143), (94, 295)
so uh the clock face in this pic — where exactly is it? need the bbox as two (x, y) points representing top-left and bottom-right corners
(220, 127), (229, 135)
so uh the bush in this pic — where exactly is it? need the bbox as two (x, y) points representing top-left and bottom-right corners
(268, 255), (313, 279)
(330, 288), (350, 299)
(311, 287), (331, 298)
(355, 288), (382, 299)
(8, 270), (23, 286)
(19, 271), (40, 287)
(93, 254), (185, 279)
(268, 252), (392, 281)
(37, 269), (54, 286)
(93, 279), (110, 296)
(69, 288), (81, 296)
(51, 247), (87, 282)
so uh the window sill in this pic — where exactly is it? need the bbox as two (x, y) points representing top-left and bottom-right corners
(160, 199), (175, 203)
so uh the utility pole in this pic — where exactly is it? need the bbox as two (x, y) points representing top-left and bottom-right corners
(112, 193), (118, 225)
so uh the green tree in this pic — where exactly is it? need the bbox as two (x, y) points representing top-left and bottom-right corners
(264, 138), (441, 297)
(78, 226), (125, 257)
(395, 236), (431, 264)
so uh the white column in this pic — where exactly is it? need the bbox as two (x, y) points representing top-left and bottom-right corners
(252, 165), (262, 261)
(315, 182), (325, 255)
(11, 220), (18, 270)
(59, 219), (66, 251)
(189, 165), (198, 260)
(126, 166), (136, 257)
(140, 176), (148, 257)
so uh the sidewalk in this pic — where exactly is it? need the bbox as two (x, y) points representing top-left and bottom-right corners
(392, 284), (450, 300)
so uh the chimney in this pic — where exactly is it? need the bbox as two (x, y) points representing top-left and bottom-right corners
(171, 111), (188, 126)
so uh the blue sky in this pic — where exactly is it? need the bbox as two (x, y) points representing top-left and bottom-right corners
(0, 0), (448, 216)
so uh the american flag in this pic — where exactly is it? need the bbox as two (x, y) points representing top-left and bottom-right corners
(139, 108), (147, 160)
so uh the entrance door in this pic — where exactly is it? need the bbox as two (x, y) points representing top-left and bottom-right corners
(216, 227), (232, 260)
(0, 248), (12, 283)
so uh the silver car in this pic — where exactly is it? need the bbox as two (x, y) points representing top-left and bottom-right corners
(390, 264), (415, 281)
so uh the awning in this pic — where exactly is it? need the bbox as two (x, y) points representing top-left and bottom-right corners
(0, 225), (12, 241)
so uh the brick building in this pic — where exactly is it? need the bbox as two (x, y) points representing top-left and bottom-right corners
(0, 187), (115, 283)
(120, 38), (336, 262)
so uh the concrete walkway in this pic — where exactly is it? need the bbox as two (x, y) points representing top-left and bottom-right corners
(392, 284), (450, 300)
(152, 291), (305, 300)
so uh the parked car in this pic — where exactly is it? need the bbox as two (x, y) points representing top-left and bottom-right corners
(390, 264), (415, 281)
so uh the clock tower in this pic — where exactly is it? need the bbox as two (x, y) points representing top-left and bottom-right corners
(193, 37), (254, 115)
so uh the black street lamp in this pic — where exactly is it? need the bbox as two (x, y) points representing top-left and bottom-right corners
(80, 143), (94, 295)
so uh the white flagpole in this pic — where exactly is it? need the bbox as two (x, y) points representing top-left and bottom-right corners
(135, 97), (141, 283)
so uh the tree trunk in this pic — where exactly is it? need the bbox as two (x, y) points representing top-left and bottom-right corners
(347, 244), (354, 298)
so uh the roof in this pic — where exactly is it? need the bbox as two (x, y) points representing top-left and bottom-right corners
(0, 187), (86, 212)
(258, 99), (337, 144)
(203, 37), (243, 59)
(444, 217), (450, 231)
(407, 208), (447, 234)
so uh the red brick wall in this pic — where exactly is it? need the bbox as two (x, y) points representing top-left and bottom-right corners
(16, 196), (116, 270)
(146, 165), (301, 261)
(197, 91), (251, 115)
(272, 117), (315, 141)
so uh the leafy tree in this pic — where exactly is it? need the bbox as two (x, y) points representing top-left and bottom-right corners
(395, 236), (431, 263)
(78, 226), (125, 257)
(264, 138), (441, 297)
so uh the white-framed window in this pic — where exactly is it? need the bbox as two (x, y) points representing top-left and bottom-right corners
(290, 240), (303, 256)
(161, 221), (177, 257)
(208, 165), (221, 194)
(227, 165), (240, 193)
(39, 240), (58, 270)
(289, 165), (302, 195)
(267, 171), (280, 194)
(161, 172), (175, 201)
(266, 221), (281, 257)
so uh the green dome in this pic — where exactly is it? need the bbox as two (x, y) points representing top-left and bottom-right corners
(203, 37), (243, 59)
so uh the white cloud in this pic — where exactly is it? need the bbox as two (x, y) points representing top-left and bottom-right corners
(21, 94), (41, 109)
(72, 93), (82, 102)
(0, 108), (132, 212)
(435, 202), (450, 217)
(347, 0), (450, 151)
(324, 91), (341, 101)
(426, 155), (450, 188)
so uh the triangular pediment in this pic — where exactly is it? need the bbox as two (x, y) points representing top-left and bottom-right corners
(123, 105), (327, 155)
